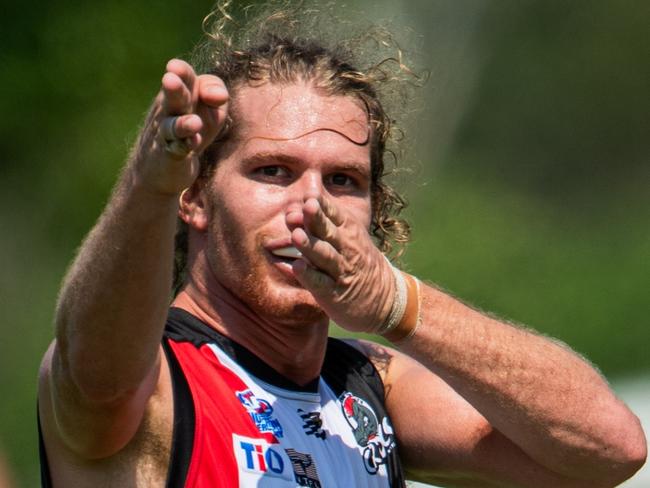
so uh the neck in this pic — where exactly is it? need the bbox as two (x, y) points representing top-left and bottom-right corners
(171, 277), (330, 387)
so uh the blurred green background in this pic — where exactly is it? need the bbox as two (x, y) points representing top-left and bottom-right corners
(1, 1), (648, 486)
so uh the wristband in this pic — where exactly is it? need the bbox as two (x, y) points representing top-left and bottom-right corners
(374, 263), (407, 336)
(376, 263), (422, 343)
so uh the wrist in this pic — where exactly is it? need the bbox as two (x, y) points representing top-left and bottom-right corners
(376, 264), (422, 343)
(109, 170), (181, 226)
(120, 165), (184, 202)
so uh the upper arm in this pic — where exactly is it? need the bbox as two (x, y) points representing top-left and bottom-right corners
(352, 340), (608, 488)
(38, 339), (163, 460)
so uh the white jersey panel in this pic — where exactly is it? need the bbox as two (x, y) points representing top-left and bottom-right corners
(208, 343), (394, 488)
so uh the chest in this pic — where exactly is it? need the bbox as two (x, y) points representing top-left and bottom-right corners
(171, 341), (398, 488)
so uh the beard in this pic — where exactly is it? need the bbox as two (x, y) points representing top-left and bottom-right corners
(206, 213), (327, 326)
(240, 264), (327, 326)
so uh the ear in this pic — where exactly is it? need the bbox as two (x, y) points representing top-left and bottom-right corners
(178, 182), (209, 231)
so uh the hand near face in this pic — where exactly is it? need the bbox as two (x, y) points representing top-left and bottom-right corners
(131, 59), (229, 195)
(288, 195), (396, 333)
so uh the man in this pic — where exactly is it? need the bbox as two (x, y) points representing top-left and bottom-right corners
(38, 4), (646, 487)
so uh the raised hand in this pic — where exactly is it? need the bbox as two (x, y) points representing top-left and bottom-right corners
(131, 58), (229, 195)
(289, 195), (396, 333)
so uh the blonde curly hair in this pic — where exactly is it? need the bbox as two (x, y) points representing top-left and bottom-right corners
(174, 0), (421, 293)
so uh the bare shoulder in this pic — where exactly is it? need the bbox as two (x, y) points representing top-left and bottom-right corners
(344, 340), (491, 479)
(342, 338), (422, 386)
(38, 342), (174, 487)
(346, 340), (460, 423)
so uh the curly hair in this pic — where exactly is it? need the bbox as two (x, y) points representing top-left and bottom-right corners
(173, 0), (420, 293)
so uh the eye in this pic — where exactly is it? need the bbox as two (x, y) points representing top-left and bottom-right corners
(326, 173), (356, 188)
(253, 165), (290, 179)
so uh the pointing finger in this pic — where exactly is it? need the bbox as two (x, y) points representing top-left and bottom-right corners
(161, 72), (193, 115)
(165, 58), (196, 92)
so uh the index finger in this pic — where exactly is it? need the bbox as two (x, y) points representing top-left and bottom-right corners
(161, 59), (197, 116)
(161, 72), (193, 115)
(318, 194), (345, 226)
(166, 59), (197, 93)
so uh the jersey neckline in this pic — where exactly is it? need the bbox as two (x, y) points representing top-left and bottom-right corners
(166, 307), (322, 393)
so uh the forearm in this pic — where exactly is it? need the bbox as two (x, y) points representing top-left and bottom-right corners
(55, 167), (178, 403)
(282, 177), (646, 483)
(397, 282), (646, 482)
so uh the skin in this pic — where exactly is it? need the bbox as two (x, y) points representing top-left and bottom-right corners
(38, 59), (647, 487)
(0, 448), (15, 488)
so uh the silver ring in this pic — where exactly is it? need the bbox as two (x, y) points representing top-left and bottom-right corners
(160, 116), (180, 142)
(160, 116), (190, 157)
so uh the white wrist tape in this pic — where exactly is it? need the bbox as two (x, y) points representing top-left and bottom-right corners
(375, 261), (408, 335)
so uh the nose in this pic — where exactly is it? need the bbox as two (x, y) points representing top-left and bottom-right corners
(291, 169), (324, 206)
(284, 170), (323, 225)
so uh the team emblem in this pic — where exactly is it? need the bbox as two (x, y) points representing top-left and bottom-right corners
(339, 391), (396, 474)
(236, 389), (284, 438)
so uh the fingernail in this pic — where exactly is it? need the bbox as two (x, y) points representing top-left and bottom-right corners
(206, 85), (227, 97)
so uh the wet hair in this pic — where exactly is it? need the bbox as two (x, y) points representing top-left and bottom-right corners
(173, 0), (421, 293)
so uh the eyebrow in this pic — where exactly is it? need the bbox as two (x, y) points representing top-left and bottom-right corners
(241, 152), (371, 178)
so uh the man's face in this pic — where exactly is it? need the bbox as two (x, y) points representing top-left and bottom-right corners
(199, 82), (372, 323)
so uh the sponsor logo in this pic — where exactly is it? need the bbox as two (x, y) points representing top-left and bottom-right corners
(297, 409), (327, 440)
(232, 434), (293, 481)
(339, 391), (396, 474)
(236, 389), (284, 438)
(285, 448), (322, 488)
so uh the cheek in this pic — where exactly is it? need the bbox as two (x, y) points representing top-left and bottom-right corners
(209, 200), (256, 247)
(229, 186), (290, 226)
(208, 182), (290, 244)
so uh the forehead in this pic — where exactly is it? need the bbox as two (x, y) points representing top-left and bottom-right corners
(230, 82), (370, 145)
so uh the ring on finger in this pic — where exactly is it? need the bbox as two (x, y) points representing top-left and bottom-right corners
(160, 116), (180, 142)
(160, 116), (191, 157)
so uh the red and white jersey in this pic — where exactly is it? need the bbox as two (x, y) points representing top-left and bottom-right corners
(38, 308), (406, 487)
(163, 308), (406, 488)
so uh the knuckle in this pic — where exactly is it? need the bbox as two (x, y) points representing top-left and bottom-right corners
(337, 273), (354, 289)
(322, 224), (336, 242)
(343, 252), (362, 274)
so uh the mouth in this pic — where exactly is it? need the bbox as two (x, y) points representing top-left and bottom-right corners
(270, 246), (303, 265)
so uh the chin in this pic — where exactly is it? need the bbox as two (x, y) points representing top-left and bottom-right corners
(283, 301), (328, 326)
(241, 274), (328, 325)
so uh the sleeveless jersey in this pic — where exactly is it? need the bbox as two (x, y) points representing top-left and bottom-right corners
(39, 308), (406, 487)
